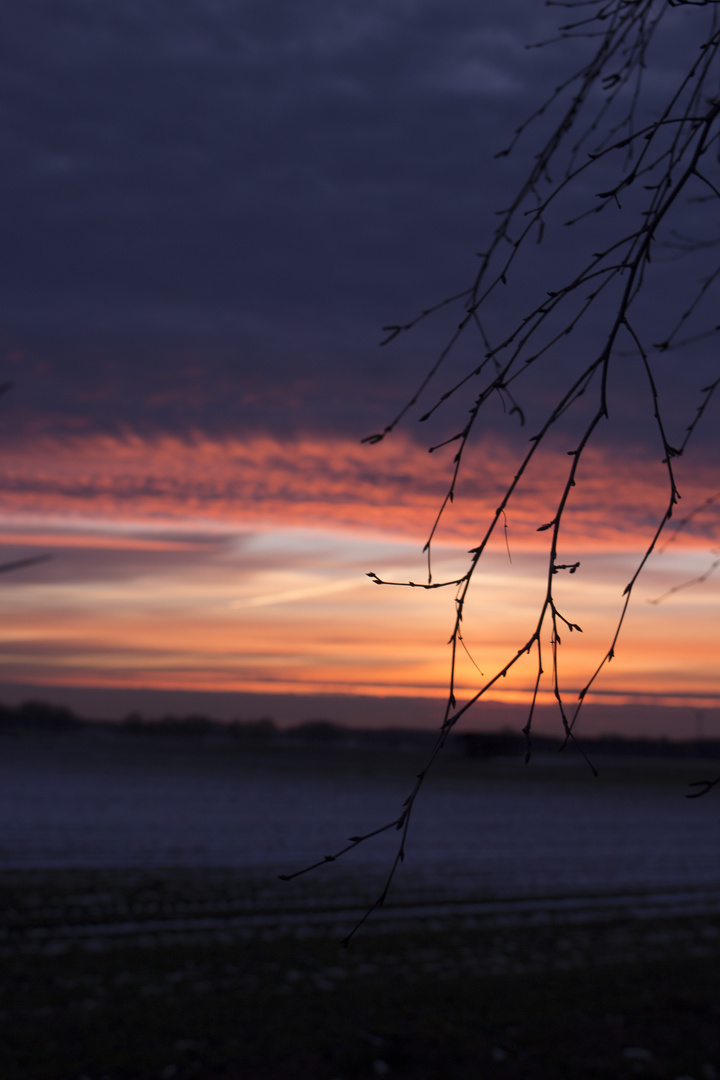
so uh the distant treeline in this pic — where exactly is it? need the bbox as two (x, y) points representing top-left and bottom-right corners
(119, 716), (433, 748)
(2, 700), (720, 758)
(121, 713), (278, 739)
(0, 700), (83, 731)
(456, 730), (720, 760)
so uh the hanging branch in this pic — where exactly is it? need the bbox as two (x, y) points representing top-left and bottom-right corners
(282, 0), (720, 940)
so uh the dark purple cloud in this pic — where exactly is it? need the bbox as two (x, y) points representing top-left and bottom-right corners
(0, 0), (716, 450)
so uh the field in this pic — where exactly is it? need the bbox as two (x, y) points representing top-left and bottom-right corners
(2, 728), (720, 1077)
(2, 876), (720, 1080)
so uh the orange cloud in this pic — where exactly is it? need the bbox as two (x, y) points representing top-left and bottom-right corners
(0, 430), (716, 553)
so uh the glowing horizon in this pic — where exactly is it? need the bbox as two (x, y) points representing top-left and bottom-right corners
(0, 431), (718, 709)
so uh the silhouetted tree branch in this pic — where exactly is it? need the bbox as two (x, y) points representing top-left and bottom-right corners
(284, 0), (720, 940)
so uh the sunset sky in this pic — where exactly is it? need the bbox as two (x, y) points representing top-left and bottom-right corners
(1, 1), (719, 734)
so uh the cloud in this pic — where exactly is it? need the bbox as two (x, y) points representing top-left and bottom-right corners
(2, 0), (710, 444)
(0, 431), (717, 554)
(235, 575), (366, 609)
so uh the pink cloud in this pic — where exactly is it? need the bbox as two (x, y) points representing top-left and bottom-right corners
(0, 431), (715, 553)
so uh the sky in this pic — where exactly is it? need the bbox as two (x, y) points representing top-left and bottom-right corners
(0, 0), (719, 735)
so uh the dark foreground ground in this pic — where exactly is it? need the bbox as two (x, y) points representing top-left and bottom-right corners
(2, 871), (720, 1080)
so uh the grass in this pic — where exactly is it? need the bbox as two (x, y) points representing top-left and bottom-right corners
(2, 916), (720, 1079)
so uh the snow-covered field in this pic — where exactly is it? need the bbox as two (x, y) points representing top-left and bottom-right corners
(1, 729), (719, 915)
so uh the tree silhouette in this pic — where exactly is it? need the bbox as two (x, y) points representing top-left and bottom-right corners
(283, 0), (720, 940)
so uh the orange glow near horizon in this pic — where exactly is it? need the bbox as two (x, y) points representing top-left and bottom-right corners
(0, 431), (718, 709)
